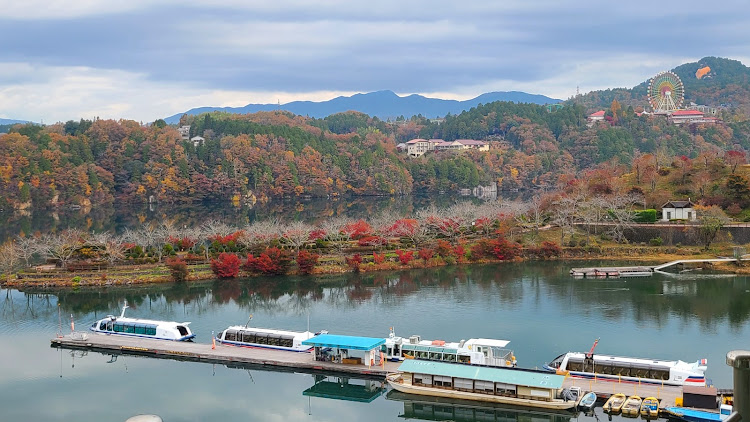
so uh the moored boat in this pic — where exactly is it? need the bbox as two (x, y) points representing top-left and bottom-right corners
(386, 359), (576, 410)
(578, 391), (597, 411)
(621, 396), (642, 417)
(664, 405), (733, 422)
(384, 328), (517, 368)
(603, 393), (627, 414)
(545, 339), (707, 386)
(89, 301), (194, 341)
(215, 322), (324, 352)
(640, 397), (659, 418)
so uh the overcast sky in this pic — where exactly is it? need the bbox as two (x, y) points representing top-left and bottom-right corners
(1, 0), (748, 123)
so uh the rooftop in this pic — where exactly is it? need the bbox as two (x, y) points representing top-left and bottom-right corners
(671, 110), (704, 116)
(302, 333), (385, 351)
(397, 360), (565, 389)
(589, 110), (605, 117)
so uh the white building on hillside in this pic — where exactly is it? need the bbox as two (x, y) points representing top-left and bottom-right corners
(661, 199), (696, 221)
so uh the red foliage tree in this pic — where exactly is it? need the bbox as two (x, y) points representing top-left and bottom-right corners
(309, 229), (327, 241)
(386, 218), (419, 237)
(492, 238), (522, 260)
(418, 248), (434, 261)
(372, 252), (386, 264)
(435, 240), (454, 257)
(245, 247), (292, 275)
(345, 254), (362, 272)
(395, 249), (414, 265)
(342, 220), (373, 240)
(166, 257), (189, 282)
(210, 253), (241, 278)
(357, 235), (387, 247)
(296, 250), (319, 275)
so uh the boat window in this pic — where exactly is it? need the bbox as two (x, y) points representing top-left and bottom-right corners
(429, 352), (442, 360)
(135, 325), (146, 335)
(414, 374), (432, 385)
(433, 375), (452, 388)
(255, 333), (268, 344)
(458, 355), (470, 363)
(454, 378), (473, 391)
(475, 380), (494, 393)
(146, 326), (156, 336)
(224, 330), (236, 341)
(124, 324), (135, 334)
(597, 364), (613, 375)
(239, 332), (254, 343)
(268, 335), (280, 346)
(549, 354), (565, 369)
(176, 326), (189, 336)
(113, 323), (124, 332)
(99, 322), (108, 331)
(445, 354), (457, 362)
(567, 359), (583, 372)
(495, 382), (516, 395)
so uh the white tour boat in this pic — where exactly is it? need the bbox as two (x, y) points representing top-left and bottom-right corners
(384, 328), (517, 368)
(215, 316), (326, 352)
(544, 340), (707, 386)
(387, 360), (576, 410)
(89, 301), (195, 341)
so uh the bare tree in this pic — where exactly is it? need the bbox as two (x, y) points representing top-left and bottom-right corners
(39, 229), (85, 269)
(0, 241), (19, 276)
(14, 236), (39, 269)
(603, 193), (642, 243)
(93, 232), (127, 266)
(320, 217), (352, 253)
(551, 196), (579, 245)
(281, 221), (312, 254)
(695, 205), (732, 250)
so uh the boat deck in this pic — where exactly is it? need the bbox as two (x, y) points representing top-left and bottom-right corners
(562, 377), (684, 409)
(51, 332), (400, 377)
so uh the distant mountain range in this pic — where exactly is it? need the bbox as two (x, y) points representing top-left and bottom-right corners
(164, 90), (561, 123)
(0, 118), (27, 125)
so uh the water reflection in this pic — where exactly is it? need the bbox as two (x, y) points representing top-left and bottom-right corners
(386, 390), (575, 422)
(304, 375), (386, 403)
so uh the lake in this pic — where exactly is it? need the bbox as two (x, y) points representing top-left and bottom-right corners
(1, 262), (748, 421)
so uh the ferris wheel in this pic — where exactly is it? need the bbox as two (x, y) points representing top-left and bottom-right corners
(648, 71), (685, 112)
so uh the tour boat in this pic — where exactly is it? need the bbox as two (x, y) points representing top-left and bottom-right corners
(621, 395), (642, 417)
(89, 301), (195, 341)
(215, 322), (325, 352)
(578, 391), (597, 411)
(386, 360), (576, 410)
(544, 339), (707, 386)
(603, 393), (627, 414)
(640, 397), (659, 418)
(384, 328), (517, 368)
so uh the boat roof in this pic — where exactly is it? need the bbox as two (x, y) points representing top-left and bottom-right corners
(302, 334), (385, 351)
(466, 338), (511, 348)
(563, 352), (696, 368)
(102, 316), (190, 327)
(225, 326), (312, 338)
(398, 360), (565, 389)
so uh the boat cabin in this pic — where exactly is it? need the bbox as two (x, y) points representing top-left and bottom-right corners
(216, 326), (316, 352)
(89, 302), (194, 341)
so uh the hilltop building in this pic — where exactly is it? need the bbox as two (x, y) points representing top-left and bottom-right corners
(661, 199), (696, 221)
(587, 110), (605, 127)
(405, 138), (489, 158)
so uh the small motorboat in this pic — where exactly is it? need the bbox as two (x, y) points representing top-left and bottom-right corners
(604, 393), (627, 414)
(640, 396), (659, 418)
(578, 391), (597, 411)
(621, 395), (642, 417)
(664, 404), (733, 422)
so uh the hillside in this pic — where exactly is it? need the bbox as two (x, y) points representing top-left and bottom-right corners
(575, 56), (750, 118)
(164, 90), (561, 123)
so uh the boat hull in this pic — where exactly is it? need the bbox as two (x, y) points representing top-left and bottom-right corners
(386, 378), (576, 411)
(89, 328), (195, 341)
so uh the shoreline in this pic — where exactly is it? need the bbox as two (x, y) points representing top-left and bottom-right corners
(1, 245), (732, 290)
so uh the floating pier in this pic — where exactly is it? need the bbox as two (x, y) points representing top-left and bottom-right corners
(51, 333), (400, 378)
(571, 257), (744, 278)
(561, 376), (684, 409)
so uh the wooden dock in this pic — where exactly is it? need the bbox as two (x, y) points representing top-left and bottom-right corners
(563, 376), (683, 409)
(51, 333), (400, 378)
(571, 257), (746, 278)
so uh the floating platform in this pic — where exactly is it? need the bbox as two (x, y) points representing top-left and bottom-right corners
(562, 377), (684, 410)
(570, 266), (653, 278)
(51, 333), (400, 378)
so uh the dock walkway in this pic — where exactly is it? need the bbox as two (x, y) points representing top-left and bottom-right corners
(571, 257), (745, 278)
(51, 333), (399, 377)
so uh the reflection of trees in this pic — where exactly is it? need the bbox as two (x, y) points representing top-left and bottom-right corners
(7, 262), (750, 329)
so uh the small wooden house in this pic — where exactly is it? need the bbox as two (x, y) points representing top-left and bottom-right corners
(661, 199), (696, 221)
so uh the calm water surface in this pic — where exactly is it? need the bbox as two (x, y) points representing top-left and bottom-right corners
(2, 262), (749, 421)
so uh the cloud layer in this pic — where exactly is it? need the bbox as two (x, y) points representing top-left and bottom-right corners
(1, 0), (748, 122)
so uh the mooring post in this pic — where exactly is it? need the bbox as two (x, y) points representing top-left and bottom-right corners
(727, 350), (750, 420)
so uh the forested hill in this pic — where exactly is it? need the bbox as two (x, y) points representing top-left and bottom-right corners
(575, 57), (750, 119)
(164, 90), (561, 123)
(2, 97), (749, 211)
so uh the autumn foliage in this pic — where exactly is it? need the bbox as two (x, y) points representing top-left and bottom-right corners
(395, 249), (415, 265)
(296, 250), (319, 275)
(166, 257), (189, 282)
(342, 220), (373, 240)
(372, 252), (386, 264)
(345, 254), (362, 272)
(245, 247), (292, 275)
(210, 253), (241, 278)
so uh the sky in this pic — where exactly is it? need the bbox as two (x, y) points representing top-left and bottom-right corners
(1, 0), (749, 123)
